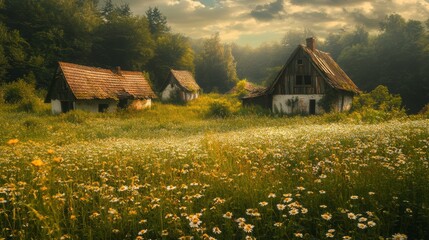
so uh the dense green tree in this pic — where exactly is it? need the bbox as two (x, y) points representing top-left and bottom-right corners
(0, 23), (29, 84)
(1, 0), (100, 87)
(146, 7), (170, 38)
(195, 33), (238, 93)
(148, 34), (194, 90)
(92, 16), (154, 70)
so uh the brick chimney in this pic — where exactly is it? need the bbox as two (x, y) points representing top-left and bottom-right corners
(306, 37), (316, 51)
(115, 66), (122, 76)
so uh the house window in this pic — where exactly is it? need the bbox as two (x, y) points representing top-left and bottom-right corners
(170, 83), (174, 88)
(296, 75), (303, 85)
(304, 75), (312, 85)
(297, 59), (303, 65)
(296, 75), (312, 86)
(98, 103), (109, 112)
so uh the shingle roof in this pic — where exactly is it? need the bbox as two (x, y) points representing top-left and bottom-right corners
(55, 62), (156, 100)
(170, 69), (200, 92)
(300, 45), (360, 93)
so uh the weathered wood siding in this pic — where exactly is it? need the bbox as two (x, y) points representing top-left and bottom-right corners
(273, 48), (327, 95)
(50, 74), (76, 101)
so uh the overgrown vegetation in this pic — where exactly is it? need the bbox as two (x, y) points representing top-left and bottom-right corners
(0, 101), (428, 239)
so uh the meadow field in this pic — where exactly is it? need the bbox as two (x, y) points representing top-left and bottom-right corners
(0, 97), (428, 239)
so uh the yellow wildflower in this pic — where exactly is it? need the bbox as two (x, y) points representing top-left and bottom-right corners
(31, 158), (45, 167)
(7, 138), (19, 145)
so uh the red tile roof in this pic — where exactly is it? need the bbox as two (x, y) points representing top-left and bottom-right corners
(57, 62), (156, 100)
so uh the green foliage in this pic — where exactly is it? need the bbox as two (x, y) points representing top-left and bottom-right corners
(2, 80), (34, 104)
(353, 85), (403, 112)
(206, 97), (240, 118)
(195, 33), (238, 93)
(61, 109), (89, 124)
(230, 80), (248, 98)
(146, 7), (170, 37)
(148, 34), (195, 89)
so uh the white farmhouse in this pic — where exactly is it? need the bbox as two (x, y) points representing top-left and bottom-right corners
(242, 37), (360, 114)
(160, 69), (201, 102)
(45, 62), (157, 114)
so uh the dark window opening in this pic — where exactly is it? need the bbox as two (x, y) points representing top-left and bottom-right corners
(170, 83), (174, 88)
(61, 101), (73, 113)
(304, 75), (312, 85)
(297, 59), (303, 65)
(296, 76), (303, 85)
(296, 75), (312, 85)
(98, 104), (109, 112)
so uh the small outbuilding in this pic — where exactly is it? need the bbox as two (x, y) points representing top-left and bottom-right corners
(160, 69), (201, 102)
(243, 37), (360, 114)
(45, 62), (157, 114)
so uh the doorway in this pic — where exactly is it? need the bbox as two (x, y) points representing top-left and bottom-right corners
(309, 99), (316, 115)
(61, 101), (74, 113)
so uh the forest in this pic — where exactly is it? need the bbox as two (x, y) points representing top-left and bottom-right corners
(0, 0), (428, 112)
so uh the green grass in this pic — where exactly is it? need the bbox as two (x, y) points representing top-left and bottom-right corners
(0, 96), (428, 239)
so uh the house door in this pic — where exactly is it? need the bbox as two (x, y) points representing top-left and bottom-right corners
(309, 99), (316, 115)
(61, 101), (73, 113)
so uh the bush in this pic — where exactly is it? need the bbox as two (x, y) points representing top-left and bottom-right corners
(61, 110), (89, 124)
(2, 80), (35, 104)
(352, 85), (403, 112)
(207, 99), (234, 118)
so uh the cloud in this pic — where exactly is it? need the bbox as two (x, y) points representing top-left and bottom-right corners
(111, 0), (429, 46)
(290, 0), (367, 6)
(250, 0), (285, 21)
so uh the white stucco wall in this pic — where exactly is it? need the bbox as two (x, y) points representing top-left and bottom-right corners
(273, 94), (324, 114)
(51, 99), (62, 114)
(75, 100), (117, 113)
(183, 92), (199, 101)
(161, 83), (179, 101)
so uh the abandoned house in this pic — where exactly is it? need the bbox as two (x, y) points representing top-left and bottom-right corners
(160, 69), (201, 102)
(45, 62), (157, 114)
(242, 37), (360, 114)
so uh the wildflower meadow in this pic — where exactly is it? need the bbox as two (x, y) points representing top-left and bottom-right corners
(0, 100), (428, 239)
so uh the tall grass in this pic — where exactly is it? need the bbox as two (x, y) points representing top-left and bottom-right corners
(0, 95), (428, 239)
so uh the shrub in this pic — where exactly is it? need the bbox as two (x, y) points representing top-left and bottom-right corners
(352, 85), (403, 112)
(2, 80), (35, 104)
(207, 99), (234, 118)
(61, 110), (89, 124)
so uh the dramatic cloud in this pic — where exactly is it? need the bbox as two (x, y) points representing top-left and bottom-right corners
(250, 0), (285, 21)
(111, 0), (429, 46)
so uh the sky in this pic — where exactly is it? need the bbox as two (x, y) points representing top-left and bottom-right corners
(113, 0), (429, 46)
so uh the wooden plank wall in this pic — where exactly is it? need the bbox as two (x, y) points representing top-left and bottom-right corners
(274, 49), (327, 95)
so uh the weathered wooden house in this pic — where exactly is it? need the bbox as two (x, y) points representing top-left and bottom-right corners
(243, 37), (360, 114)
(45, 62), (157, 114)
(160, 69), (201, 102)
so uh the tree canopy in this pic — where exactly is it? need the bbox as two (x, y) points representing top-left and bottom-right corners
(0, 1), (427, 112)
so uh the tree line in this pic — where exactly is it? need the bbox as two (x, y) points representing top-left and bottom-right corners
(0, 0), (428, 112)
(0, 0), (238, 93)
